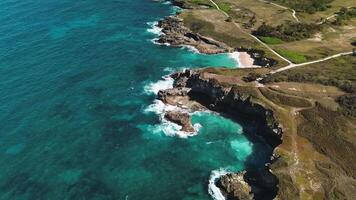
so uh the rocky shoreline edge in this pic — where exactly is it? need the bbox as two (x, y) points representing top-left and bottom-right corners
(152, 2), (283, 199)
(157, 69), (282, 200)
(157, 15), (278, 67)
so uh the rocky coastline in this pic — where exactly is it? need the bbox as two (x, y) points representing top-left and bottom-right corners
(157, 15), (278, 67)
(158, 16), (233, 54)
(154, 1), (283, 199)
(157, 69), (282, 199)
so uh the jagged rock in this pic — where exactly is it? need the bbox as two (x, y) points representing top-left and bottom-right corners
(170, 69), (283, 147)
(157, 87), (189, 105)
(158, 69), (282, 199)
(164, 111), (195, 132)
(158, 17), (233, 54)
(217, 172), (253, 200)
(174, 76), (189, 87)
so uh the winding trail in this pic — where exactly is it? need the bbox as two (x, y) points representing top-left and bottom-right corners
(208, 0), (353, 73)
(258, 0), (300, 22)
(317, 14), (337, 25)
(208, 0), (293, 64)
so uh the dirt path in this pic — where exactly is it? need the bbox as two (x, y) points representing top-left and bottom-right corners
(258, 0), (300, 22)
(317, 14), (338, 25)
(208, 0), (293, 64)
(270, 52), (353, 74)
(208, 0), (353, 72)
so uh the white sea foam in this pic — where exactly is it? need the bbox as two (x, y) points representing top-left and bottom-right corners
(181, 45), (200, 54)
(145, 99), (201, 138)
(170, 6), (182, 14)
(228, 51), (241, 67)
(208, 169), (229, 200)
(150, 38), (171, 46)
(146, 21), (163, 36)
(144, 75), (174, 95)
(162, 1), (172, 5)
(163, 67), (174, 73)
(144, 76), (201, 138)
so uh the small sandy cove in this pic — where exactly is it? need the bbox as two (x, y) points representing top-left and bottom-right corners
(230, 52), (260, 68)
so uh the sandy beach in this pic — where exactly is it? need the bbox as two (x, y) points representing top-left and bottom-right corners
(229, 52), (260, 68)
(238, 52), (260, 68)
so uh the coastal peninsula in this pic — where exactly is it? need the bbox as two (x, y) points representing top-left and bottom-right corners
(155, 0), (356, 199)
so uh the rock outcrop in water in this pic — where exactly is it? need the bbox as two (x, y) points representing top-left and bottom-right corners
(217, 172), (253, 200)
(158, 16), (233, 54)
(166, 70), (283, 146)
(156, 69), (282, 199)
(164, 111), (195, 132)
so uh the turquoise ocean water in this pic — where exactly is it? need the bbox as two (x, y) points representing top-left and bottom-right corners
(0, 0), (271, 199)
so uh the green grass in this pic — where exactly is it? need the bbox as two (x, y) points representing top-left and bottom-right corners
(217, 3), (232, 13)
(189, 0), (211, 5)
(259, 36), (284, 45)
(262, 55), (356, 93)
(276, 49), (307, 63)
(178, 0), (214, 7)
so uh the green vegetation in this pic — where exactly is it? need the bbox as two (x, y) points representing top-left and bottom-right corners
(275, 49), (307, 63)
(175, 0), (214, 8)
(334, 7), (356, 25)
(299, 104), (356, 177)
(253, 22), (321, 42)
(258, 36), (284, 44)
(260, 88), (313, 108)
(337, 94), (356, 117)
(271, 0), (334, 13)
(217, 2), (232, 13)
(242, 72), (262, 82)
(262, 56), (356, 92)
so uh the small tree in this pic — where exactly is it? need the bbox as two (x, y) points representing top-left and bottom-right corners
(242, 72), (261, 82)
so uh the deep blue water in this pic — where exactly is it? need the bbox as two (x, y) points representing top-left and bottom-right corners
(0, 0), (271, 199)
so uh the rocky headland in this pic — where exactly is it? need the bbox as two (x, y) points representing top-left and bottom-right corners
(157, 16), (278, 67)
(158, 16), (233, 54)
(157, 69), (282, 199)
(152, 1), (356, 199)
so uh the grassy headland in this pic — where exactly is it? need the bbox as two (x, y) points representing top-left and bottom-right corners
(169, 0), (356, 199)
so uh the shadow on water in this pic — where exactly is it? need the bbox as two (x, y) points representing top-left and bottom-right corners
(49, 102), (74, 120)
(0, 172), (50, 200)
(66, 171), (116, 200)
(207, 112), (279, 200)
(188, 90), (279, 199)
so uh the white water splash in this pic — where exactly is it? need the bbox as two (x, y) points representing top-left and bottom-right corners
(208, 169), (229, 200)
(180, 45), (200, 54)
(144, 75), (174, 95)
(228, 51), (241, 67)
(146, 21), (163, 36)
(144, 75), (201, 138)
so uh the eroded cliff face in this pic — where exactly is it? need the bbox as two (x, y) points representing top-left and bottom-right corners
(170, 70), (283, 147)
(158, 69), (283, 200)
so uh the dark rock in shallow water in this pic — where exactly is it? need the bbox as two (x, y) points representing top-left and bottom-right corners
(164, 69), (282, 199)
(169, 69), (283, 147)
(217, 172), (253, 200)
(164, 111), (195, 132)
(217, 168), (278, 200)
(158, 87), (189, 105)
